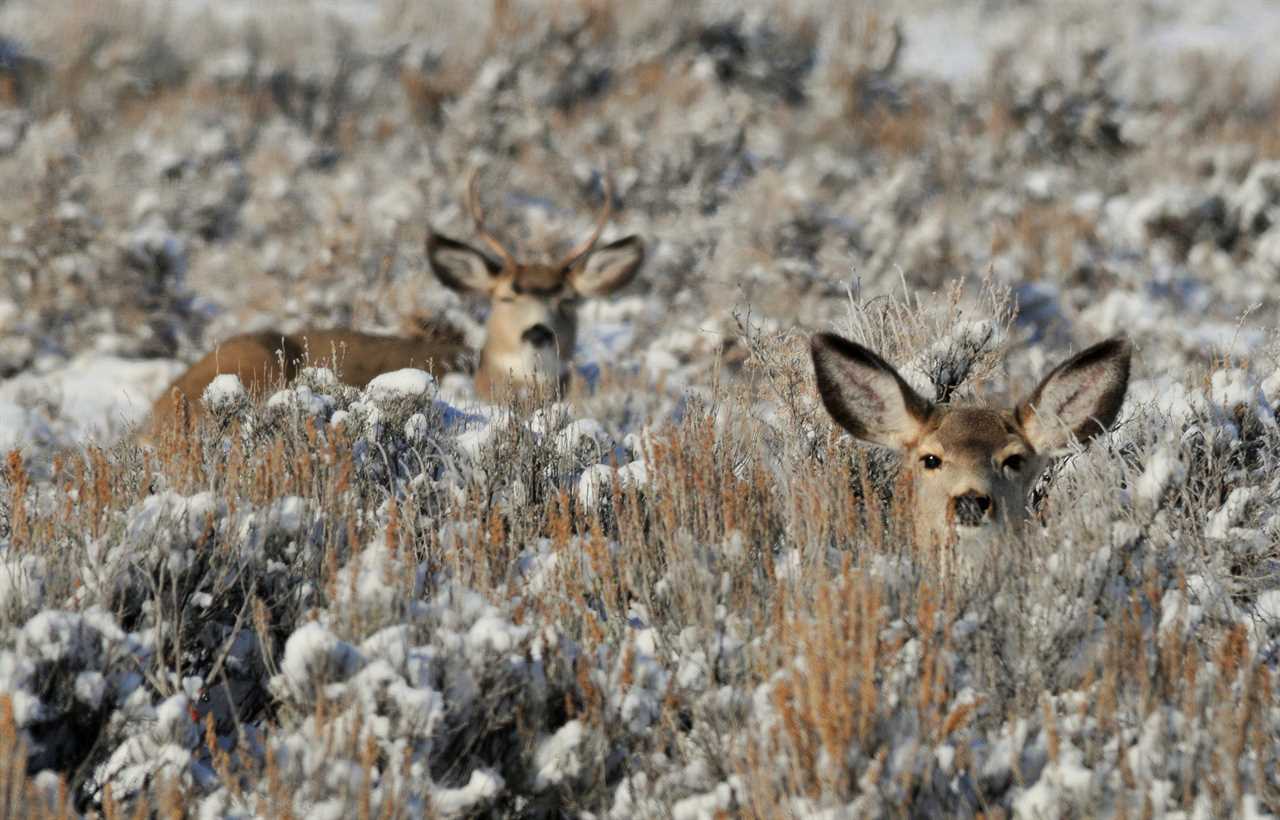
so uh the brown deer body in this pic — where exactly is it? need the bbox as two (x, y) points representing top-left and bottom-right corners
(810, 334), (1132, 559)
(146, 172), (644, 439)
(145, 327), (468, 437)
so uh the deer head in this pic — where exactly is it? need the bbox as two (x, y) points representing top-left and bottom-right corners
(811, 334), (1132, 554)
(426, 172), (645, 400)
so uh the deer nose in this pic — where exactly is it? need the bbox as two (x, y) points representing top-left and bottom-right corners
(952, 492), (994, 527)
(521, 324), (556, 349)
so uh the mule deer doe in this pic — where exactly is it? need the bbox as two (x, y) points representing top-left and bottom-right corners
(147, 172), (644, 437)
(810, 334), (1131, 555)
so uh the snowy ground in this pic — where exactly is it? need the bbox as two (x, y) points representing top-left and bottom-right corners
(1, 0), (1279, 816)
(0, 355), (181, 452)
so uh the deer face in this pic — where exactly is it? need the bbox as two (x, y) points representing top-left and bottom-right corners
(426, 174), (644, 400)
(810, 334), (1132, 553)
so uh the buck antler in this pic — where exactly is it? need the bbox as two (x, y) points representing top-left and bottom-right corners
(558, 174), (613, 270)
(467, 169), (516, 270)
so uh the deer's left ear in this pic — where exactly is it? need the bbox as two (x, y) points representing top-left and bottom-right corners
(569, 236), (645, 297)
(1016, 337), (1132, 455)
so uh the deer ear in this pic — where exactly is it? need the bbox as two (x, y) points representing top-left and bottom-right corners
(810, 333), (932, 450)
(427, 232), (501, 294)
(569, 235), (644, 297)
(1016, 337), (1132, 455)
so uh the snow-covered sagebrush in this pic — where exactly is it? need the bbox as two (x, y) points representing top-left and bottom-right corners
(1, 0), (1280, 816)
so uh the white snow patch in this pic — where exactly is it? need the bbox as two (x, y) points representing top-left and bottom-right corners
(75, 671), (108, 709)
(0, 554), (46, 615)
(1134, 445), (1186, 506)
(404, 412), (431, 444)
(267, 384), (334, 417)
(332, 542), (424, 615)
(124, 491), (225, 556)
(365, 368), (435, 402)
(432, 769), (503, 817)
(202, 374), (247, 413)
(1205, 487), (1258, 540)
(554, 417), (611, 460)
(618, 459), (648, 489)
(465, 614), (528, 659)
(1255, 590), (1280, 627)
(0, 354), (184, 450)
(533, 720), (586, 789)
(671, 777), (744, 820)
(577, 464), (616, 508)
(273, 622), (363, 703)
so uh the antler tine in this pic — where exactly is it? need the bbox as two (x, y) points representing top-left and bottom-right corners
(466, 169), (516, 270)
(559, 173), (613, 270)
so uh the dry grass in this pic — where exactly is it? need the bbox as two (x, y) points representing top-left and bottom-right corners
(4, 308), (1277, 815)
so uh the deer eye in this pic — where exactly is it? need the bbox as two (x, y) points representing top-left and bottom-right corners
(920, 454), (942, 470)
(1002, 454), (1025, 473)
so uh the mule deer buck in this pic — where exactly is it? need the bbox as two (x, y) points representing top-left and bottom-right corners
(810, 334), (1131, 554)
(147, 172), (645, 437)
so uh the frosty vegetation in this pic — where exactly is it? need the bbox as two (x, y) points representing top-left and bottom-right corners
(1, 0), (1279, 817)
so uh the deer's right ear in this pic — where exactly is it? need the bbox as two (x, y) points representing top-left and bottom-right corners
(570, 235), (645, 298)
(810, 333), (932, 450)
(426, 232), (502, 294)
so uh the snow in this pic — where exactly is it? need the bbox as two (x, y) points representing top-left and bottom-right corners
(431, 769), (503, 817)
(1209, 369), (1274, 429)
(267, 384), (335, 418)
(273, 622), (363, 703)
(92, 693), (199, 802)
(1133, 444), (1186, 506)
(202, 373), (246, 412)
(533, 720), (586, 789)
(167, 0), (384, 30)
(1159, 589), (1202, 638)
(20, 611), (101, 665)
(464, 613), (528, 659)
(301, 367), (340, 388)
(1128, 1), (1280, 104)
(329, 409), (351, 429)
(1012, 744), (1096, 817)
(2, 1), (1280, 815)
(268, 496), (305, 536)
(0, 354), (183, 451)
(332, 542), (425, 616)
(671, 778), (743, 820)
(893, 0), (1280, 106)
(1256, 590), (1280, 626)
(577, 463), (616, 507)
(125, 214), (188, 282)
(618, 459), (648, 489)
(897, 7), (1000, 88)
(74, 671), (107, 708)
(404, 412), (431, 444)
(365, 368), (436, 402)
(1205, 487), (1258, 541)
(453, 421), (499, 462)
(124, 491), (225, 558)
(0, 554), (46, 615)
(554, 417), (612, 460)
